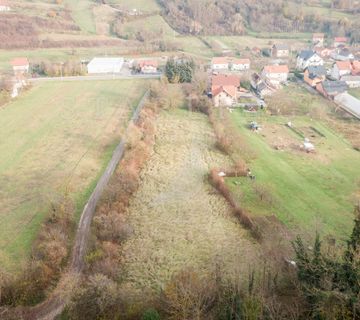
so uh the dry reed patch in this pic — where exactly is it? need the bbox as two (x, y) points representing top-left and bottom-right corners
(119, 110), (259, 293)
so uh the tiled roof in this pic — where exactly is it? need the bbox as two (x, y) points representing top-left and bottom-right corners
(232, 58), (250, 65)
(211, 57), (230, 65)
(307, 65), (326, 78)
(263, 65), (289, 74)
(334, 37), (347, 42)
(10, 57), (29, 67)
(212, 74), (240, 87)
(273, 44), (289, 50)
(138, 60), (158, 68)
(336, 61), (352, 71)
(322, 80), (348, 93)
(298, 50), (317, 60)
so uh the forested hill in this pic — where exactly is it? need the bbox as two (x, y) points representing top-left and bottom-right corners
(158, 0), (360, 41)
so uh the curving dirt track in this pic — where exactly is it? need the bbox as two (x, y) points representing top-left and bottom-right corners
(0, 91), (150, 320)
(119, 109), (259, 293)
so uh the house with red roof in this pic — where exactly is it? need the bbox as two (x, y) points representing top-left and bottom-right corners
(211, 74), (241, 107)
(137, 60), (158, 74)
(261, 65), (289, 86)
(0, 0), (10, 11)
(331, 61), (352, 80)
(10, 57), (30, 74)
(334, 37), (348, 48)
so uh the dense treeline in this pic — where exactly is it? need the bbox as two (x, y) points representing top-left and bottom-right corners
(158, 0), (360, 41)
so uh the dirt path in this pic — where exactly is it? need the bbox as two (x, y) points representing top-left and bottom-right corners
(119, 109), (258, 293)
(1, 91), (150, 320)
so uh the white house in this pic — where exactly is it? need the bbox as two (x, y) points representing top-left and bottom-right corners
(137, 60), (158, 74)
(271, 44), (290, 58)
(211, 57), (230, 70)
(10, 58), (29, 74)
(212, 86), (237, 107)
(0, 0), (10, 11)
(341, 75), (360, 88)
(331, 61), (352, 80)
(261, 65), (289, 86)
(87, 57), (124, 74)
(230, 58), (250, 71)
(296, 50), (323, 71)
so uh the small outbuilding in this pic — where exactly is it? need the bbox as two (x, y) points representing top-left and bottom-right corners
(87, 57), (124, 74)
(10, 57), (29, 74)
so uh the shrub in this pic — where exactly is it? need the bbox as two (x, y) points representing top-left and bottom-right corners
(142, 308), (161, 320)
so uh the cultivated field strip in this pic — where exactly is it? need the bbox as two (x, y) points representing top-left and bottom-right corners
(120, 109), (258, 292)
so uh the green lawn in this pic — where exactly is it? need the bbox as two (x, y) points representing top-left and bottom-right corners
(349, 88), (360, 100)
(64, 0), (96, 34)
(108, 0), (160, 12)
(121, 14), (177, 39)
(0, 79), (150, 271)
(226, 110), (360, 239)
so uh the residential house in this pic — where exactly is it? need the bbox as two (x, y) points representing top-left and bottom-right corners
(230, 58), (251, 71)
(10, 57), (30, 74)
(331, 61), (352, 80)
(313, 33), (325, 47)
(0, 0), (10, 11)
(334, 37), (348, 48)
(271, 44), (290, 58)
(261, 65), (289, 86)
(304, 65), (326, 87)
(316, 80), (348, 99)
(211, 74), (240, 107)
(138, 60), (158, 74)
(314, 47), (334, 58)
(331, 48), (354, 61)
(340, 75), (360, 88)
(296, 50), (323, 70)
(251, 73), (276, 97)
(211, 57), (230, 70)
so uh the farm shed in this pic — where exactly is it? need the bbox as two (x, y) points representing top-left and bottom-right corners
(334, 92), (360, 119)
(87, 57), (124, 74)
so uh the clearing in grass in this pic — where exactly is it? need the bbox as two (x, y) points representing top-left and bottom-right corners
(0, 79), (149, 271)
(226, 108), (360, 239)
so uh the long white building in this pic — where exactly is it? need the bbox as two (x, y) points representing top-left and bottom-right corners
(87, 57), (124, 74)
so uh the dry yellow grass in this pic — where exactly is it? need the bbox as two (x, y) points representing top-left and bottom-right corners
(119, 109), (259, 293)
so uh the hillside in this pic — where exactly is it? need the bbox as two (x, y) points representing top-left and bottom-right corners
(159, 0), (360, 41)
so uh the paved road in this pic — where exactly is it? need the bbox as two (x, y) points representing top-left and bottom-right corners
(28, 73), (162, 82)
(2, 91), (150, 320)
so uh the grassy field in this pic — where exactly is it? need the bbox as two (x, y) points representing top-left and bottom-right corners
(0, 79), (150, 271)
(119, 108), (258, 293)
(64, 0), (96, 34)
(108, 0), (160, 12)
(226, 108), (360, 239)
(349, 88), (360, 100)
